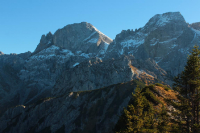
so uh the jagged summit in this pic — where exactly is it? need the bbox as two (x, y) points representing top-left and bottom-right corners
(34, 22), (112, 55)
(34, 32), (53, 54)
(0, 51), (4, 55)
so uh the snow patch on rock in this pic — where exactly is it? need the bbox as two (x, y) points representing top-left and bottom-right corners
(87, 38), (99, 43)
(79, 53), (90, 58)
(73, 63), (80, 67)
(83, 32), (96, 41)
(159, 38), (177, 44)
(150, 38), (159, 46)
(121, 39), (144, 49)
(191, 28), (200, 36)
(29, 45), (75, 62)
(156, 15), (170, 27)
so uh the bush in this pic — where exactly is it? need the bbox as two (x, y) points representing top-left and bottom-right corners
(155, 83), (171, 91)
(143, 88), (161, 105)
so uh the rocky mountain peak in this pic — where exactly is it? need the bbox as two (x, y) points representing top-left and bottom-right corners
(33, 32), (54, 54)
(33, 22), (112, 56)
(53, 22), (112, 53)
(144, 12), (186, 30)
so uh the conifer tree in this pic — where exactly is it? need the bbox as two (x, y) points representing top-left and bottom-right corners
(173, 45), (200, 133)
(114, 87), (146, 133)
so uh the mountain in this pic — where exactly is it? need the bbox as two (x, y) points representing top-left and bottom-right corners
(0, 12), (200, 133)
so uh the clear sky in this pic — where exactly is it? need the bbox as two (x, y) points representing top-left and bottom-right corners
(1, 0), (200, 54)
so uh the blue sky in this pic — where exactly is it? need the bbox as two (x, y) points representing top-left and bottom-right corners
(1, 0), (200, 54)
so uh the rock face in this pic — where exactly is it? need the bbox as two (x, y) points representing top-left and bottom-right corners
(52, 55), (168, 97)
(0, 52), (31, 115)
(0, 12), (200, 133)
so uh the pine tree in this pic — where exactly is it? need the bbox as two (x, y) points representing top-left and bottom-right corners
(114, 87), (146, 133)
(173, 45), (200, 133)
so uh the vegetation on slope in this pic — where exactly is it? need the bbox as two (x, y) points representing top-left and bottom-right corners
(114, 46), (200, 133)
(114, 84), (177, 133)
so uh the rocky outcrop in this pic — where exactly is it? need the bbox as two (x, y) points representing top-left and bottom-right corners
(33, 32), (54, 54)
